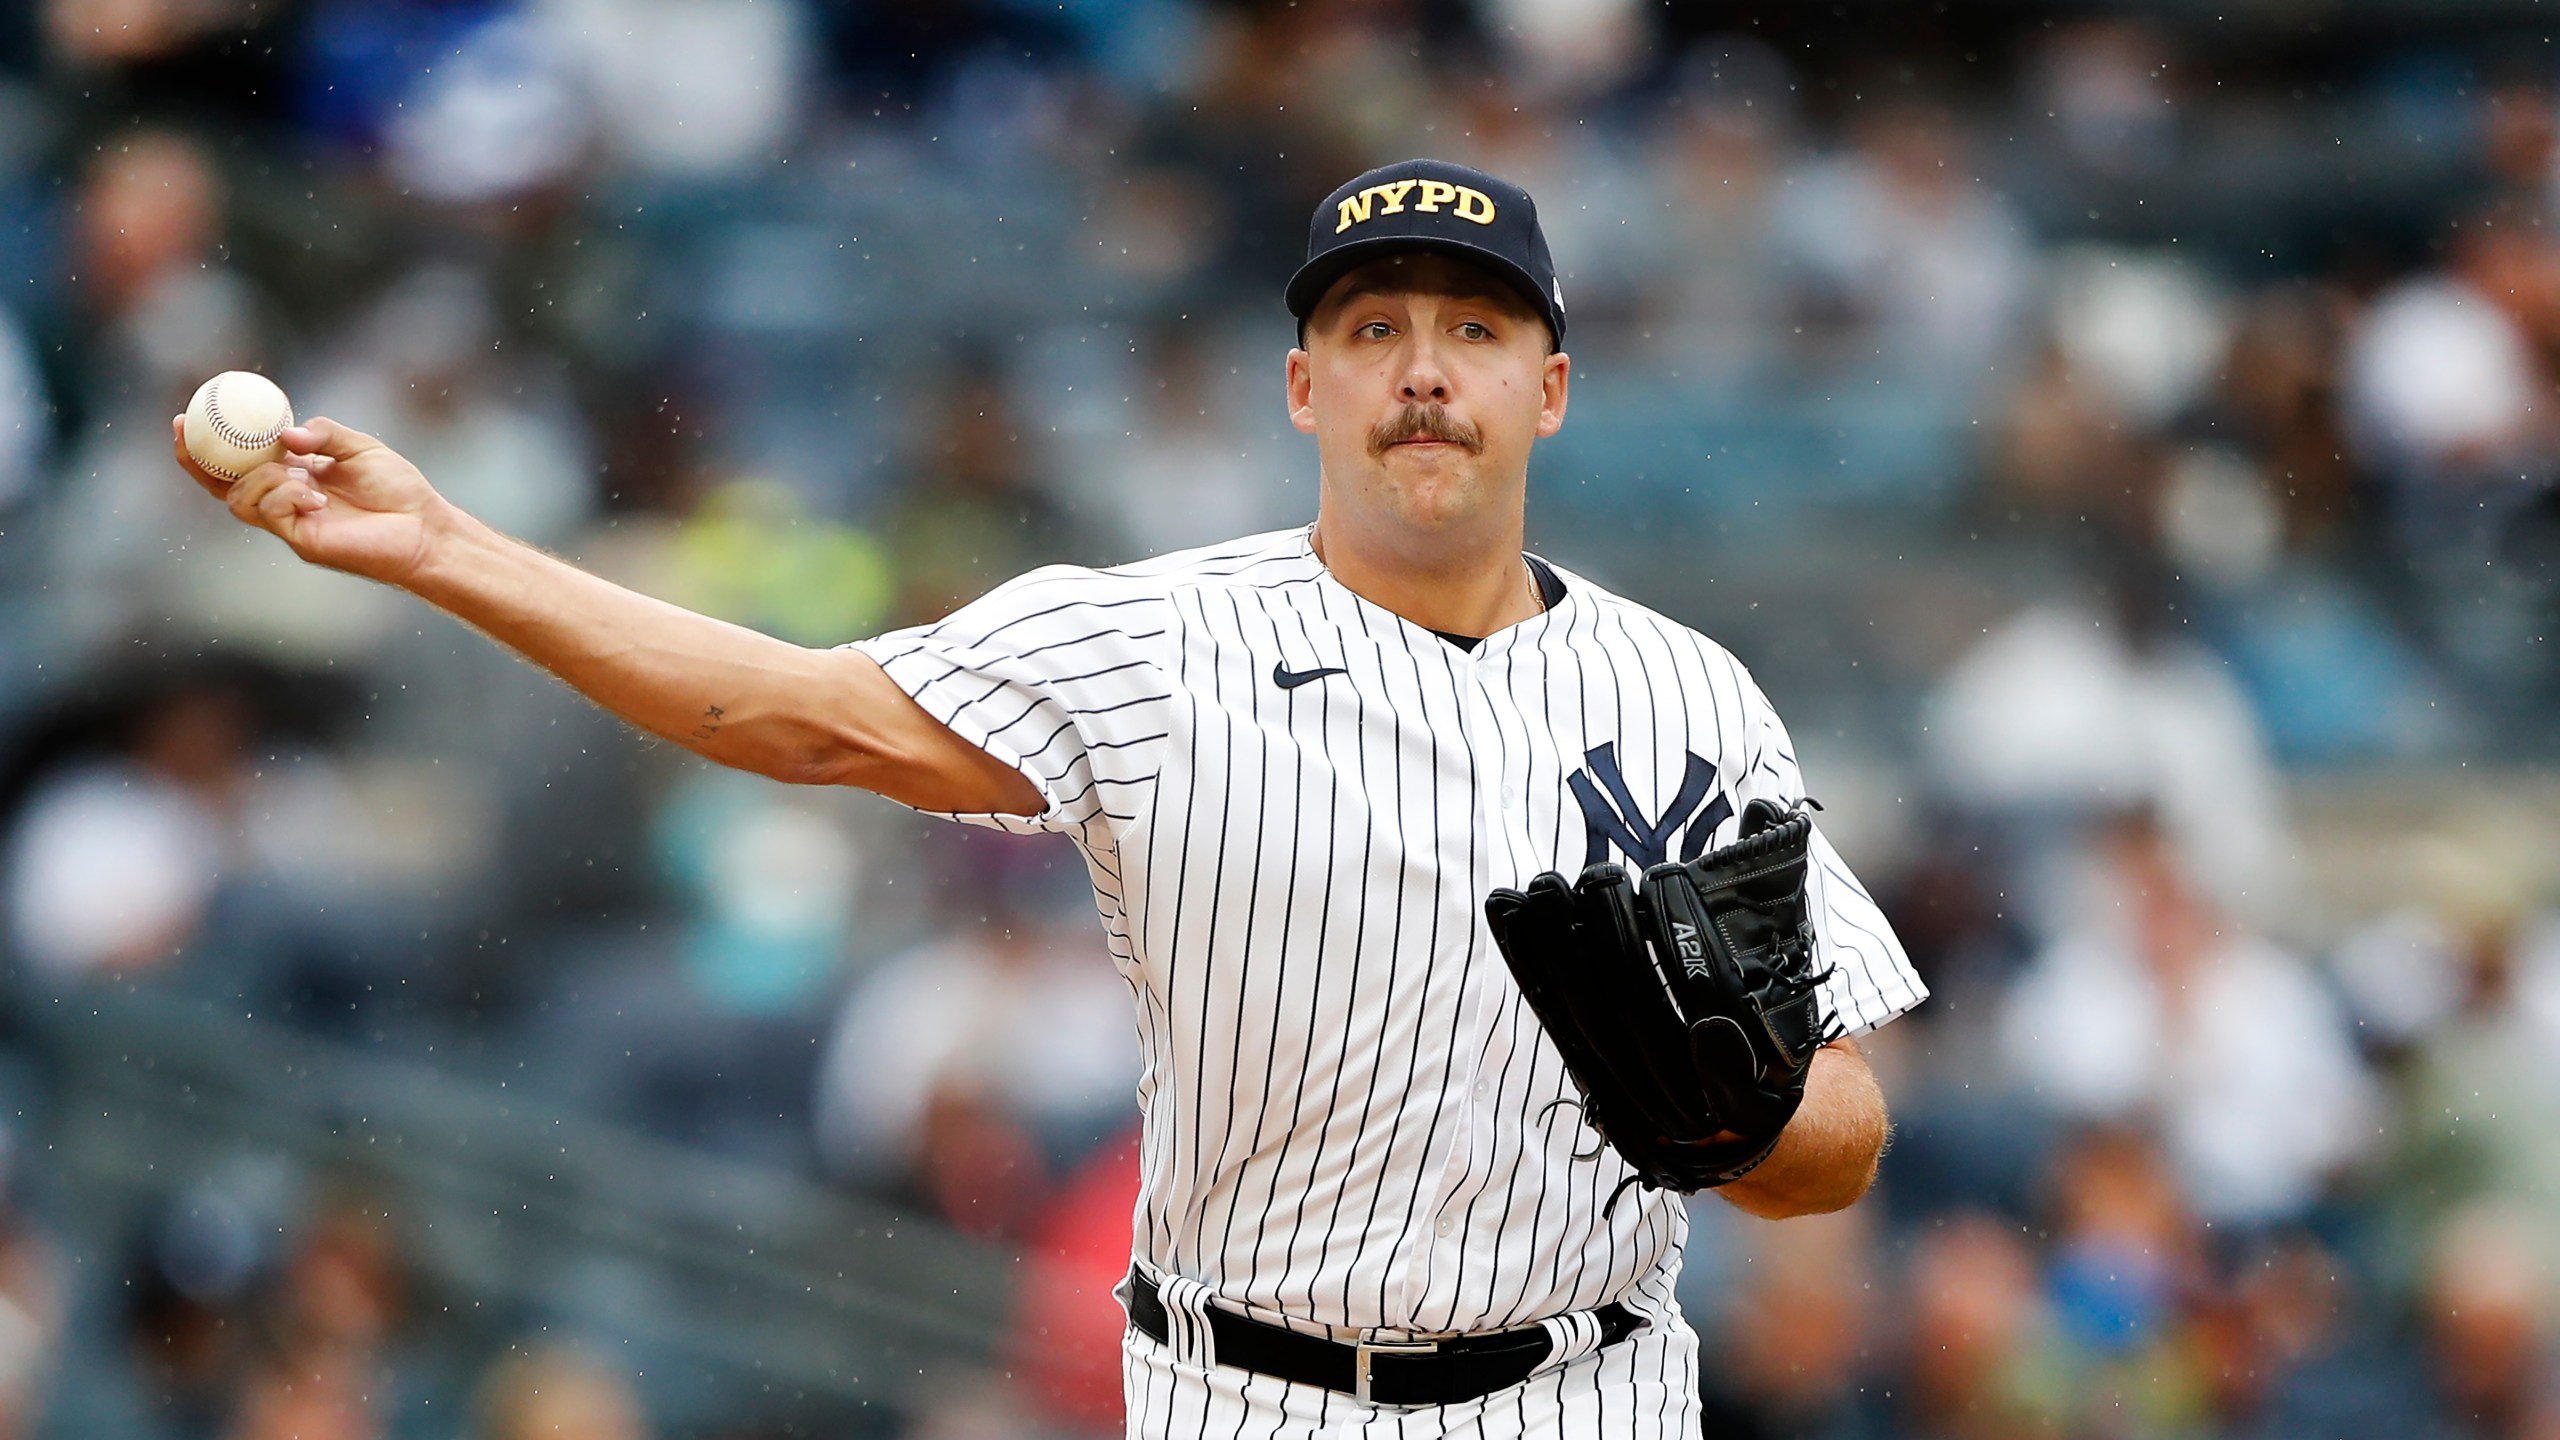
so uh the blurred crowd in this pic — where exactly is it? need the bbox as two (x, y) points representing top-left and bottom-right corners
(3, 0), (2560, 1436)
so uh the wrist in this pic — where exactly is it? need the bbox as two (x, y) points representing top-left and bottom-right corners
(404, 497), (505, 602)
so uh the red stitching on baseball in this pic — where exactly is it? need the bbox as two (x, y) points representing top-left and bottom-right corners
(199, 378), (289, 477)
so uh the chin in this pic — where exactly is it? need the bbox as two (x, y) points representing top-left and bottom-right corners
(1385, 477), (1489, 533)
(1374, 451), (1487, 521)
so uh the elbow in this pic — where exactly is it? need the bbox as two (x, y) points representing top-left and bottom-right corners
(1731, 1149), (1880, 1220)
(1800, 1110), (1892, 1214)
(1722, 1107), (1892, 1220)
(1793, 1145), (1884, 1217)
(700, 704), (890, 789)
(1779, 1039), (1892, 1215)
(1819, 1114), (1891, 1213)
(767, 727), (893, 788)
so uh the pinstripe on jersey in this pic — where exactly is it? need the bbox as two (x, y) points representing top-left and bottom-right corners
(850, 526), (1926, 1339)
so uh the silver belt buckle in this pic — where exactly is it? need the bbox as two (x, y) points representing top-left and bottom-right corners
(1353, 1338), (1440, 1405)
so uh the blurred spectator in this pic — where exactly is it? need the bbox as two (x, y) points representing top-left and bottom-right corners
(2342, 214), (2560, 690)
(2212, 282), (2360, 550)
(300, 265), (597, 549)
(2044, 247), (2229, 433)
(268, 1199), (408, 1369)
(2482, 83), (2560, 221)
(1699, 1208), (1884, 1439)
(0, 307), (43, 514)
(2416, 1202), (2559, 1440)
(472, 1345), (649, 1440)
(580, 464), (894, 651)
(381, 10), (589, 206)
(1640, 40), (1795, 383)
(509, 769), (860, 1164)
(1991, 338), (2158, 531)
(3, 676), (243, 979)
(226, 1345), (370, 1440)
(815, 838), (1134, 1240)
(214, 1187), (428, 1440)
(1771, 97), (2034, 389)
(1007, 1127), (1140, 1436)
(654, 767), (864, 1017)
(2026, 21), (2180, 179)
(889, 363), (1088, 624)
(1, 662), (446, 1012)
(2038, 1127), (2215, 1436)
(67, 131), (257, 389)
(42, 0), (279, 70)
(2042, 1127), (2192, 1352)
(2000, 815), (2378, 1225)
(0, 1138), (61, 1440)
(2382, 821), (2560, 1264)
(1892, 1213), (2070, 1440)
(1053, 321), (1295, 557)
(2193, 1232), (2355, 1435)
(56, 1160), (293, 1440)
(2341, 217), (2560, 512)
(818, 0), (1073, 117)
(1997, 245), (2233, 541)
(1923, 581), (2296, 918)
(551, 0), (810, 180)
(1480, 0), (1646, 103)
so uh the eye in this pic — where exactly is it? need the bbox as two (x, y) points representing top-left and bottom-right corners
(1358, 321), (1394, 340)
(1458, 322), (1491, 341)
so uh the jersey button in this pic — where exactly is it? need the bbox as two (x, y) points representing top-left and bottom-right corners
(1435, 1215), (1456, 1237)
(1473, 1080), (1489, 1099)
(1498, 784), (1519, 811)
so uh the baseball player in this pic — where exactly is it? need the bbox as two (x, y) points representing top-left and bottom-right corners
(173, 159), (1926, 1437)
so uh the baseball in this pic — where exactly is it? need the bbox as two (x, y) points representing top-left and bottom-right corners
(184, 371), (295, 481)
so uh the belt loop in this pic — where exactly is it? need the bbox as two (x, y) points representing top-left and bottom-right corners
(1534, 1309), (1604, 1374)
(1156, 1273), (1219, 1371)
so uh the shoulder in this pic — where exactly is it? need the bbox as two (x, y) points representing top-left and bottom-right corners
(1095, 526), (1326, 607)
(1096, 527), (1317, 585)
(969, 529), (1315, 611)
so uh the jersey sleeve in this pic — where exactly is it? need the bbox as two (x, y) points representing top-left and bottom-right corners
(845, 565), (1176, 839)
(1730, 676), (1929, 1036)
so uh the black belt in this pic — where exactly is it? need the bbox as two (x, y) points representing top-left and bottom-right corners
(1125, 1267), (1644, 1406)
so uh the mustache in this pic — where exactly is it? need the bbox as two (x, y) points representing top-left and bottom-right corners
(1368, 403), (1484, 457)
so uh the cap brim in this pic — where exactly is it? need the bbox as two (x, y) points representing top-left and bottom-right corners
(1284, 235), (1561, 342)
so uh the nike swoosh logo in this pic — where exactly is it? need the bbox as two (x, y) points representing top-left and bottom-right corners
(1272, 661), (1350, 690)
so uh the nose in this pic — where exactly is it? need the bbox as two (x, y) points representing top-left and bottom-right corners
(1397, 334), (1452, 405)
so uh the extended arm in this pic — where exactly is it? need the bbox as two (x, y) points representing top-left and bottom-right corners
(1716, 1039), (1888, 1219)
(174, 416), (1043, 816)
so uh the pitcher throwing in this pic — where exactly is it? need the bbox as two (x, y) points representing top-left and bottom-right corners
(175, 159), (1926, 1437)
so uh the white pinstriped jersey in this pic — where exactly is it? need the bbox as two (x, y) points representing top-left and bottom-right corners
(851, 526), (1925, 1338)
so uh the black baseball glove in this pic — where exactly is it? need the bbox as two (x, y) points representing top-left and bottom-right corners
(1484, 799), (1839, 1202)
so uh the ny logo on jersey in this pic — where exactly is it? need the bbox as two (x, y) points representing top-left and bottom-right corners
(1567, 742), (1733, 870)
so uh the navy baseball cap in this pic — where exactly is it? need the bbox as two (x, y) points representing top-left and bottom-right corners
(1284, 159), (1567, 346)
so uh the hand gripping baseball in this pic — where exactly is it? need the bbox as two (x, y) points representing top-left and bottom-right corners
(171, 415), (447, 586)
(1485, 798), (1838, 1201)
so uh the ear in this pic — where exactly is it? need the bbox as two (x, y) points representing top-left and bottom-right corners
(1286, 347), (1318, 435)
(1536, 349), (1571, 438)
